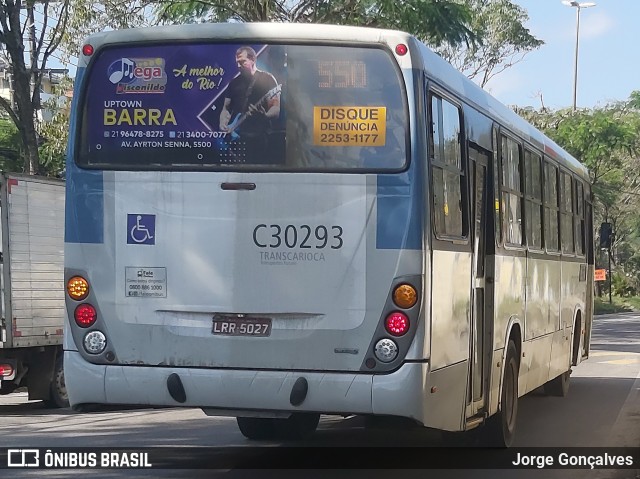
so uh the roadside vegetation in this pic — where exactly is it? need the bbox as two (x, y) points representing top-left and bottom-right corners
(594, 296), (640, 315)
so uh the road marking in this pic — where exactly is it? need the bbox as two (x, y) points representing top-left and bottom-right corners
(598, 358), (640, 365)
(590, 351), (636, 357)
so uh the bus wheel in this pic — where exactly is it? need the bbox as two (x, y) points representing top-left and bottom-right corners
(544, 370), (570, 397)
(236, 417), (276, 440)
(45, 356), (69, 408)
(485, 340), (519, 447)
(275, 413), (320, 440)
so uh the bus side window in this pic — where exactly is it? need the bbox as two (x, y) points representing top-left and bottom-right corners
(429, 94), (465, 239)
(500, 134), (523, 246)
(544, 160), (560, 252)
(575, 179), (585, 256)
(524, 149), (543, 250)
(493, 127), (501, 246)
(560, 171), (575, 254)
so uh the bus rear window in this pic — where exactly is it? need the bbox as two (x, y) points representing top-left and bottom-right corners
(77, 43), (408, 171)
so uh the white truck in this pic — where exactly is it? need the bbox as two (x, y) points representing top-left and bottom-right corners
(0, 173), (67, 407)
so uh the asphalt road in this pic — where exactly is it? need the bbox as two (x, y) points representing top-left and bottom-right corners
(0, 312), (638, 479)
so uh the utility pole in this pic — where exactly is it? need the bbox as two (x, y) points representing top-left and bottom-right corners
(608, 242), (612, 304)
(599, 222), (614, 304)
(561, 1), (596, 111)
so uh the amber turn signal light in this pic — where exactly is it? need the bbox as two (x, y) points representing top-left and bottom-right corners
(392, 284), (417, 309)
(67, 276), (89, 301)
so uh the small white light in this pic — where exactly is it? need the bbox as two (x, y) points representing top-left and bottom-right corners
(84, 331), (107, 354)
(374, 338), (398, 363)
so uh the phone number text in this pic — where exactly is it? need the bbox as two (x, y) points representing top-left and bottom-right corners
(107, 131), (227, 139)
(317, 133), (381, 146)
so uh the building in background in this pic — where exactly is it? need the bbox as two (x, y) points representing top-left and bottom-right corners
(0, 57), (68, 121)
(39, 68), (71, 122)
(0, 58), (12, 103)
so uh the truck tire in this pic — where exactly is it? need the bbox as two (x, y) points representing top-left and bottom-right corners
(0, 383), (18, 395)
(45, 356), (69, 408)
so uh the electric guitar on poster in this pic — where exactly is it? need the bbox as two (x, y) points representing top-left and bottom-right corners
(225, 84), (282, 140)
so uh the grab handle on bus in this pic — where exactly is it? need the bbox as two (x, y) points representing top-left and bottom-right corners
(221, 182), (256, 191)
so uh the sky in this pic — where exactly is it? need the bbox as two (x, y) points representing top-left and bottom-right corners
(484, 0), (638, 110)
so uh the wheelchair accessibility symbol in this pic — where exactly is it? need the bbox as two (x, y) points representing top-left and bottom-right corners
(127, 214), (156, 245)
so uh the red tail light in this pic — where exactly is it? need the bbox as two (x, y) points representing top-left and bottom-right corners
(75, 304), (97, 328)
(0, 364), (14, 377)
(385, 312), (409, 336)
(395, 44), (408, 56)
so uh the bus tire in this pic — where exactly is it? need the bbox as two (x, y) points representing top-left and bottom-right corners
(274, 413), (320, 440)
(236, 417), (276, 440)
(484, 340), (519, 447)
(363, 415), (418, 430)
(44, 356), (69, 409)
(543, 370), (570, 397)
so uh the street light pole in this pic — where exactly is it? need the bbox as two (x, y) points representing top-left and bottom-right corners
(562, 1), (596, 111)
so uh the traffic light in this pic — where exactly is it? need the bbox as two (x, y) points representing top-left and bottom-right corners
(599, 222), (613, 249)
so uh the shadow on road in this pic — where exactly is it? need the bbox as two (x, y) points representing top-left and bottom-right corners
(591, 314), (640, 354)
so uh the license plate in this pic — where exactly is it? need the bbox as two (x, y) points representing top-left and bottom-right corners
(211, 316), (272, 337)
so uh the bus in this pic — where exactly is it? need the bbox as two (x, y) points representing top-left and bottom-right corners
(63, 23), (593, 447)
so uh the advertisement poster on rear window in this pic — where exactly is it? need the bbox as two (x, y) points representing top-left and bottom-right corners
(79, 43), (408, 171)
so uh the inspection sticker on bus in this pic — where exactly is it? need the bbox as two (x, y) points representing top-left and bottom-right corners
(313, 106), (386, 146)
(125, 267), (167, 298)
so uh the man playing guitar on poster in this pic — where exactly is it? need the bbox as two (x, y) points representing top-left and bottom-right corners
(219, 46), (281, 163)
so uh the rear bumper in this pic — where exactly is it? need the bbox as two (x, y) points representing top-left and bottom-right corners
(65, 351), (427, 421)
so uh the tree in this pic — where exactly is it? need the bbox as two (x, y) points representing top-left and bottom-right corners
(0, 116), (21, 171)
(153, 0), (543, 69)
(438, 0), (543, 87)
(154, 0), (477, 48)
(37, 74), (73, 175)
(516, 94), (640, 294)
(516, 102), (640, 190)
(0, 1), (151, 176)
(57, 0), (151, 63)
(0, 0), (70, 174)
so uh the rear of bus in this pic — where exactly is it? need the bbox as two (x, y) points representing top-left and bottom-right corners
(64, 24), (428, 430)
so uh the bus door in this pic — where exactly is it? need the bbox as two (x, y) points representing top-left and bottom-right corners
(466, 144), (493, 419)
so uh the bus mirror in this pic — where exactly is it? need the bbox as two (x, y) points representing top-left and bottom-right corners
(599, 222), (613, 249)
